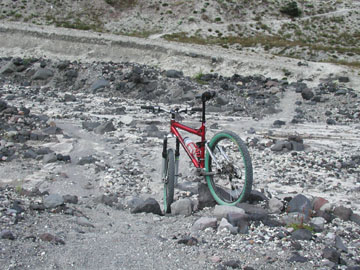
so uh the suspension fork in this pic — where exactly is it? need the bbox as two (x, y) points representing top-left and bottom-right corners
(175, 138), (180, 186)
(161, 136), (167, 182)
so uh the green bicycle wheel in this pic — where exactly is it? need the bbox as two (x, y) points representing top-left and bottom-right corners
(163, 148), (175, 213)
(205, 130), (253, 205)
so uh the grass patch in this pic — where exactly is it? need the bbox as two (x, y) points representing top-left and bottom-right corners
(288, 223), (314, 233)
(105, 0), (138, 9)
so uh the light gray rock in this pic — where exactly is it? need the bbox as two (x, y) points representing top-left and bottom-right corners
(94, 121), (116, 134)
(43, 194), (64, 209)
(213, 205), (245, 220)
(77, 217), (95, 228)
(268, 198), (283, 214)
(32, 68), (54, 80)
(218, 218), (238, 234)
(281, 212), (307, 226)
(171, 198), (192, 216)
(310, 217), (326, 232)
(43, 152), (57, 163)
(192, 217), (217, 231)
(91, 78), (109, 92)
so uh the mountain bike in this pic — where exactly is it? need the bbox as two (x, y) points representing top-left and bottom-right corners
(141, 91), (253, 213)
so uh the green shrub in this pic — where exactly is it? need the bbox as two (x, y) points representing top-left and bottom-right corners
(280, 1), (302, 17)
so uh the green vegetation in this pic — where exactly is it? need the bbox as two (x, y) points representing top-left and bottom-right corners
(105, 0), (138, 9)
(280, 1), (302, 17)
(288, 223), (314, 233)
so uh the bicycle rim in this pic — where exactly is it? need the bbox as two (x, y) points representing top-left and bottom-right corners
(205, 131), (252, 205)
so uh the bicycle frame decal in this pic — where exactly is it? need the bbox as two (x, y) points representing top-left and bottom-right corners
(170, 120), (206, 168)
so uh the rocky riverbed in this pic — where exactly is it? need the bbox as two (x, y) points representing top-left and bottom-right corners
(1, 56), (360, 270)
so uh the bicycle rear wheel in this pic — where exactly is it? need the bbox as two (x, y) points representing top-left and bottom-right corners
(163, 148), (175, 213)
(205, 130), (253, 205)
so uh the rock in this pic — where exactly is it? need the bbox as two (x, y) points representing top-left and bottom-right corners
(223, 260), (241, 269)
(291, 229), (312, 241)
(301, 88), (314, 100)
(91, 78), (109, 92)
(197, 182), (216, 209)
(130, 198), (162, 216)
(77, 155), (98, 165)
(99, 194), (118, 207)
(287, 194), (312, 220)
(191, 217), (217, 231)
(333, 206), (353, 221)
(338, 76), (349, 83)
(268, 198), (283, 214)
(216, 96), (229, 105)
(350, 213), (360, 225)
(32, 68), (54, 80)
(213, 205), (245, 220)
(77, 217), (95, 228)
(226, 213), (249, 234)
(236, 203), (268, 216)
(165, 69), (183, 78)
(94, 121), (116, 134)
(322, 247), (340, 264)
(24, 149), (38, 159)
(218, 218), (238, 234)
(247, 190), (268, 203)
(64, 93), (76, 102)
(63, 195), (78, 204)
(288, 252), (308, 263)
(273, 120), (286, 126)
(43, 152), (58, 163)
(312, 197), (329, 212)
(0, 100), (8, 112)
(170, 198), (193, 216)
(326, 118), (336, 125)
(0, 230), (15, 240)
(310, 217), (326, 232)
(271, 140), (292, 151)
(43, 194), (65, 209)
(335, 235), (348, 253)
(39, 233), (65, 245)
(177, 236), (198, 246)
(0, 61), (16, 74)
(82, 121), (101, 131)
(281, 212), (307, 226)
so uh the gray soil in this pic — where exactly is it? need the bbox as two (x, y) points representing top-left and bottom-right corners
(1, 10), (360, 270)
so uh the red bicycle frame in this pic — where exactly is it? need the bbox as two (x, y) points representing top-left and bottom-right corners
(170, 120), (206, 169)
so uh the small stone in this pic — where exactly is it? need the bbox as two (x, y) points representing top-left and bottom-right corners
(218, 218), (238, 234)
(333, 206), (353, 221)
(77, 217), (95, 228)
(213, 205), (245, 220)
(32, 68), (54, 80)
(192, 217), (217, 231)
(310, 217), (326, 232)
(0, 230), (15, 240)
(130, 198), (162, 216)
(63, 195), (78, 204)
(43, 152), (57, 163)
(43, 194), (64, 209)
(94, 121), (116, 134)
(223, 260), (241, 269)
(350, 213), (360, 225)
(177, 236), (198, 246)
(77, 155), (98, 165)
(288, 252), (308, 263)
(312, 197), (329, 212)
(39, 233), (65, 245)
(322, 247), (340, 264)
(170, 198), (193, 216)
(335, 236), (348, 253)
(301, 88), (314, 100)
(91, 78), (109, 92)
(268, 198), (283, 214)
(291, 229), (312, 241)
(165, 69), (183, 78)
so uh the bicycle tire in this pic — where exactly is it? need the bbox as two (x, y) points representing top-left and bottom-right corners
(205, 130), (253, 206)
(163, 148), (175, 213)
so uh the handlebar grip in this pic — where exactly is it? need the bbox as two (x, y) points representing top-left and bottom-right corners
(141, 105), (155, 110)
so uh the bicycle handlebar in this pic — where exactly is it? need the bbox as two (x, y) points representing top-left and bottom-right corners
(140, 105), (202, 114)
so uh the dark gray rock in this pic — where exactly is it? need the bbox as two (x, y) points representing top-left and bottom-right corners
(288, 252), (308, 263)
(32, 68), (54, 80)
(338, 76), (349, 83)
(247, 190), (268, 203)
(350, 213), (360, 225)
(198, 182), (216, 209)
(0, 230), (16, 240)
(216, 96), (229, 105)
(165, 69), (183, 78)
(273, 120), (286, 126)
(322, 247), (340, 264)
(77, 155), (98, 165)
(42, 126), (63, 135)
(39, 233), (65, 245)
(91, 78), (110, 92)
(223, 260), (241, 269)
(335, 236), (348, 253)
(326, 118), (337, 125)
(236, 203), (269, 216)
(63, 195), (78, 204)
(333, 206), (353, 221)
(291, 229), (312, 241)
(94, 121), (116, 134)
(24, 149), (38, 159)
(0, 100), (8, 112)
(271, 141), (292, 151)
(82, 121), (101, 131)
(0, 61), (16, 74)
(301, 88), (314, 100)
(64, 93), (76, 102)
(287, 194), (312, 220)
(100, 194), (118, 207)
(130, 198), (162, 215)
(43, 194), (65, 209)
(226, 212), (249, 234)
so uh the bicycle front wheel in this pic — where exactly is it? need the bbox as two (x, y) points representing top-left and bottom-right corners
(163, 148), (175, 213)
(205, 130), (253, 206)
